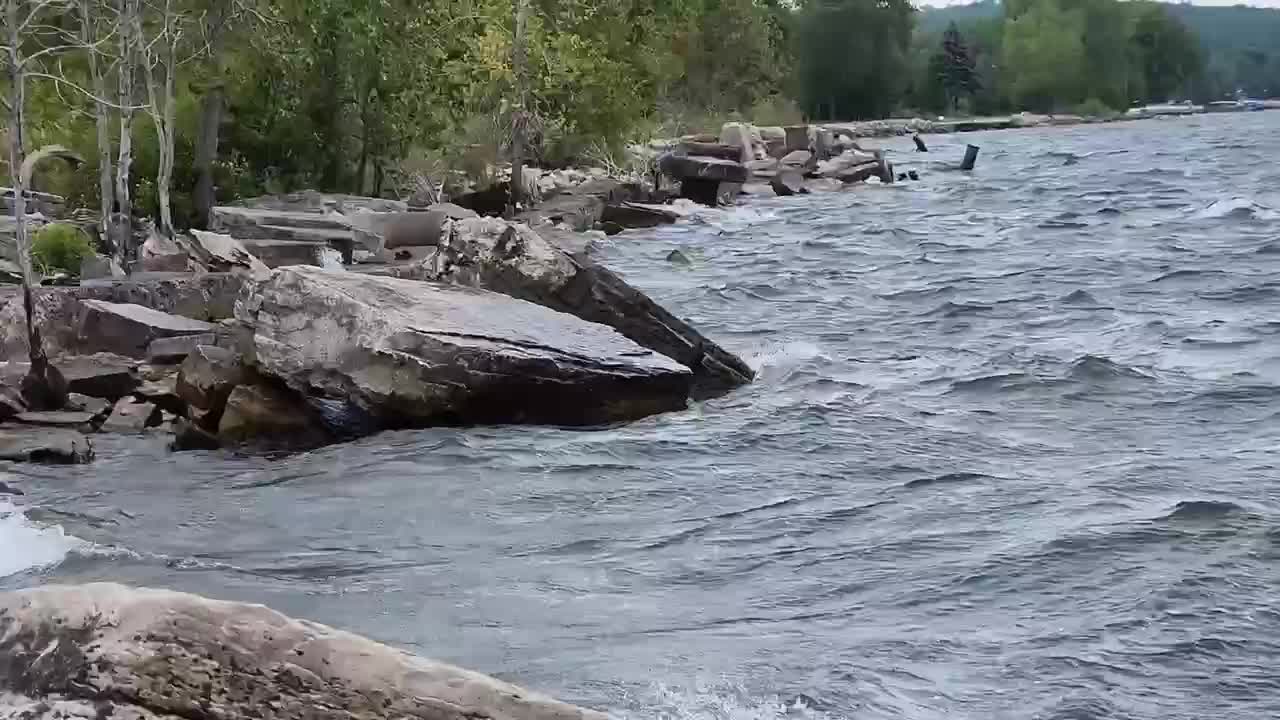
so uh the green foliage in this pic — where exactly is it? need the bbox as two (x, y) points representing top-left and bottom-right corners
(1074, 97), (1117, 118)
(31, 224), (95, 276)
(1002, 0), (1086, 112)
(937, 22), (980, 113)
(795, 0), (917, 120)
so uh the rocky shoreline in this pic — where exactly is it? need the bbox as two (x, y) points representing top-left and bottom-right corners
(0, 110), (1056, 461)
(0, 583), (605, 720)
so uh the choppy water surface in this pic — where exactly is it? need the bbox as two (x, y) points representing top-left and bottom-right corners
(6, 114), (1280, 719)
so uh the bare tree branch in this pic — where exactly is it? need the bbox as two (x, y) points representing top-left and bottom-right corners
(26, 71), (149, 109)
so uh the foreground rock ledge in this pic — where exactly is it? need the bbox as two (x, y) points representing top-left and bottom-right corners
(237, 266), (692, 430)
(0, 583), (605, 720)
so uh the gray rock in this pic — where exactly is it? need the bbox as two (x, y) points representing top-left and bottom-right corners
(134, 374), (185, 417)
(211, 205), (355, 266)
(676, 141), (742, 162)
(170, 416), (220, 451)
(174, 345), (242, 426)
(780, 150), (814, 170)
(217, 383), (326, 447)
(0, 426), (93, 463)
(187, 230), (270, 276)
(658, 154), (749, 184)
(100, 398), (161, 433)
(79, 253), (125, 280)
(64, 392), (109, 417)
(771, 171), (807, 197)
(78, 301), (217, 359)
(237, 265), (692, 434)
(0, 274), (244, 361)
(666, 249), (692, 265)
(145, 333), (218, 364)
(57, 353), (141, 400)
(14, 411), (98, 431)
(383, 211), (449, 249)
(719, 122), (758, 163)
(745, 158), (780, 178)
(778, 124), (808, 151)
(395, 217), (753, 397)
(0, 583), (606, 720)
(600, 202), (679, 230)
(0, 386), (24, 420)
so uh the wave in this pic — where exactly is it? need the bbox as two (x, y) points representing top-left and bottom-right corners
(924, 301), (992, 318)
(634, 683), (835, 720)
(0, 499), (87, 578)
(904, 471), (991, 489)
(1191, 198), (1279, 221)
(1157, 500), (1248, 523)
(1067, 355), (1154, 382)
(1060, 289), (1103, 305)
(746, 341), (826, 374)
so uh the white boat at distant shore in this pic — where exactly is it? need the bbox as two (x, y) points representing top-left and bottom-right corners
(1126, 102), (1204, 117)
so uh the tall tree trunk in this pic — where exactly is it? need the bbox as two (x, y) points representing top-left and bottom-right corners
(114, 0), (137, 262)
(79, 0), (116, 246)
(5, 0), (62, 409)
(192, 2), (228, 229)
(507, 0), (529, 216)
(192, 84), (223, 228)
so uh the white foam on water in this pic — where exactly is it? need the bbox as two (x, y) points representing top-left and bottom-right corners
(0, 498), (86, 578)
(746, 340), (826, 374)
(1192, 197), (1279, 221)
(635, 683), (835, 720)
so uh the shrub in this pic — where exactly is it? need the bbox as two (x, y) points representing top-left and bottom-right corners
(31, 223), (94, 276)
(1074, 98), (1117, 119)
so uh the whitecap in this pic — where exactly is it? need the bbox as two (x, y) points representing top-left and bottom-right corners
(0, 498), (86, 578)
(1191, 197), (1279, 221)
(745, 341), (826, 374)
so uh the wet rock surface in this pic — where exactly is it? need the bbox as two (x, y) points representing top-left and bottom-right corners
(0, 583), (605, 720)
(396, 217), (753, 397)
(236, 266), (692, 433)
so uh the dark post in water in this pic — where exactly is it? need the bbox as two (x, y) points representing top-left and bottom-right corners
(961, 144), (980, 171)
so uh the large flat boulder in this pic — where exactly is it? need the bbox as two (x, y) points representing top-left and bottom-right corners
(236, 266), (692, 432)
(79, 301), (217, 359)
(394, 217), (754, 397)
(0, 425), (93, 463)
(0, 583), (605, 720)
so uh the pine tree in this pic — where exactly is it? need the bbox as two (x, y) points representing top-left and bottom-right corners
(938, 22), (980, 114)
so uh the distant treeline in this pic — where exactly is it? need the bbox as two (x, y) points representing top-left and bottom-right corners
(915, 0), (1280, 113)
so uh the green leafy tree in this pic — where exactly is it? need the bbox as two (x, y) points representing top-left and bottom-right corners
(795, 0), (916, 120)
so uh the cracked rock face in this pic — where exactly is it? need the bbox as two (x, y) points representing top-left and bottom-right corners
(0, 583), (606, 720)
(395, 218), (754, 399)
(235, 265), (691, 431)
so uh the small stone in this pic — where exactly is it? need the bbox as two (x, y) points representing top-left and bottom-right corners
(100, 398), (162, 433)
(65, 393), (110, 417)
(666, 249), (691, 265)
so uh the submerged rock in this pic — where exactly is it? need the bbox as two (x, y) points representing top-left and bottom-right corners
(0, 583), (606, 720)
(236, 266), (693, 433)
(396, 217), (753, 398)
(217, 383), (327, 447)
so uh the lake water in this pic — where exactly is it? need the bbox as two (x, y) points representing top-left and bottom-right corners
(5, 112), (1280, 720)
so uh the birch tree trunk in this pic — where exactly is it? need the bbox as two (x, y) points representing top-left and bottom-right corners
(114, 0), (138, 261)
(4, 0), (65, 409)
(79, 0), (116, 245)
(507, 0), (529, 216)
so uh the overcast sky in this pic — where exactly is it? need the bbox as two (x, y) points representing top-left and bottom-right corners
(919, 0), (1280, 6)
